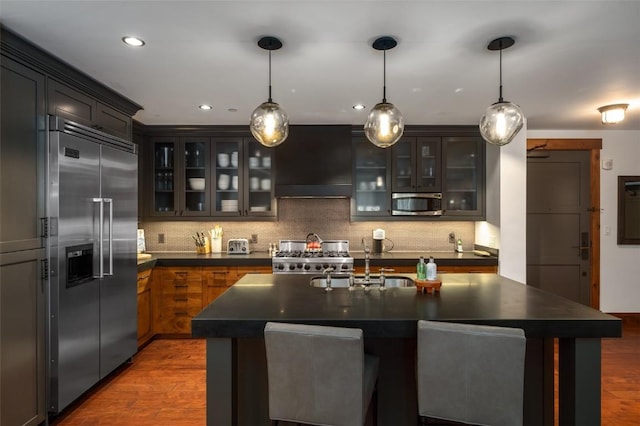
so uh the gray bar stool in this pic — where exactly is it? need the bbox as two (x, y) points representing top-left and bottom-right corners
(264, 322), (379, 426)
(416, 320), (526, 426)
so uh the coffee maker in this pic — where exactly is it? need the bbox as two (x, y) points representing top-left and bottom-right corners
(372, 228), (385, 254)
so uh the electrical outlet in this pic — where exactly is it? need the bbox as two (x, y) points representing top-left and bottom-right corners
(158, 233), (165, 244)
(251, 234), (258, 243)
(448, 232), (456, 244)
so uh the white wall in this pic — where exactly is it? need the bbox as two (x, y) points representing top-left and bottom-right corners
(476, 123), (528, 284)
(527, 130), (640, 312)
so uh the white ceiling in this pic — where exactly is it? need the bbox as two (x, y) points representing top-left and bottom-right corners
(1, 0), (639, 130)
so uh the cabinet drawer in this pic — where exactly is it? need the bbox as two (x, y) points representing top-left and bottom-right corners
(158, 267), (203, 294)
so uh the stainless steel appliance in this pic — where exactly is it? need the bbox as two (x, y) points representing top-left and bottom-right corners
(272, 240), (353, 274)
(47, 116), (138, 413)
(391, 192), (443, 216)
(227, 238), (250, 254)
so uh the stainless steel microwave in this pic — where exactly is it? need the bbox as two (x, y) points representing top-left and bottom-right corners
(391, 193), (443, 216)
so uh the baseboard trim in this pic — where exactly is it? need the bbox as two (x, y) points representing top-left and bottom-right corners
(608, 313), (640, 327)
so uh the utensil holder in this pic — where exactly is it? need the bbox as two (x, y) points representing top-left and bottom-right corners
(196, 237), (211, 254)
(211, 237), (222, 253)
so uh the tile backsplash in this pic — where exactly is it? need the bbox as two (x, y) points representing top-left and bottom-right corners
(140, 198), (475, 253)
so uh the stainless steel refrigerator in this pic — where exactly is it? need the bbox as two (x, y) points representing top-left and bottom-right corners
(47, 116), (137, 413)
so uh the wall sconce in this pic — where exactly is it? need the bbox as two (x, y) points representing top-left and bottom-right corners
(598, 104), (629, 124)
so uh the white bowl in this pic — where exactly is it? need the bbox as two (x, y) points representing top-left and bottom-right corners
(218, 153), (230, 167)
(189, 178), (205, 190)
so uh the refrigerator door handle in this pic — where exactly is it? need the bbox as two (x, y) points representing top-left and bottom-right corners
(104, 198), (113, 276)
(93, 197), (104, 278)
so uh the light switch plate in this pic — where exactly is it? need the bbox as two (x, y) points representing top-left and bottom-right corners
(602, 159), (613, 170)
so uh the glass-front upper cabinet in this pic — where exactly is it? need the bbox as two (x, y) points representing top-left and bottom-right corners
(352, 137), (390, 217)
(150, 137), (178, 216)
(182, 137), (210, 216)
(244, 138), (275, 217)
(442, 136), (484, 217)
(212, 137), (243, 216)
(211, 137), (275, 217)
(150, 136), (211, 217)
(391, 137), (441, 192)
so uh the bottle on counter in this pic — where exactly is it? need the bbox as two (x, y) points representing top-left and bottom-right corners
(417, 256), (427, 280)
(426, 257), (437, 281)
(456, 238), (463, 253)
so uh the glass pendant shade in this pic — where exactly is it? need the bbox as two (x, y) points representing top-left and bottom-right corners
(250, 36), (288, 147)
(250, 101), (289, 147)
(364, 102), (404, 148)
(479, 101), (524, 146)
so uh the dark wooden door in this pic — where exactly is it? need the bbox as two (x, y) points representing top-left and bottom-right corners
(527, 151), (591, 305)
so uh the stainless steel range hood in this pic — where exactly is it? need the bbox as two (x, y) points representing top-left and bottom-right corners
(274, 125), (352, 198)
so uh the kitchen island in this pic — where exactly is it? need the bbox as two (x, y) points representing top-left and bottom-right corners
(193, 273), (620, 426)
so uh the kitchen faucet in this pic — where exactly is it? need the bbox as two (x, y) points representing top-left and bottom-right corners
(323, 266), (335, 292)
(361, 238), (371, 283)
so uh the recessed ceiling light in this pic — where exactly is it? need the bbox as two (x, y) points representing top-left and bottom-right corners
(227, 108), (238, 113)
(199, 104), (213, 111)
(353, 104), (366, 110)
(122, 36), (145, 47)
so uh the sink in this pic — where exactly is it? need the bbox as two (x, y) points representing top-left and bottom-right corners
(309, 275), (415, 288)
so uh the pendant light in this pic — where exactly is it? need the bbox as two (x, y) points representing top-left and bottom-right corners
(364, 36), (404, 148)
(479, 36), (524, 146)
(249, 36), (289, 147)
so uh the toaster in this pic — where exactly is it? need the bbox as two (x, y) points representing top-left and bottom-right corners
(227, 238), (251, 254)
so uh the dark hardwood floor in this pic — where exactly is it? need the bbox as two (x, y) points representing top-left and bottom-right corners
(50, 325), (640, 426)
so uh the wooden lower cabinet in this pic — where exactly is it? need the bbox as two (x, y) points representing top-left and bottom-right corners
(154, 267), (204, 335)
(137, 269), (153, 347)
(153, 265), (270, 335)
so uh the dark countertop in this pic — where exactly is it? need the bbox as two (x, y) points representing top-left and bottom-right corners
(192, 273), (621, 339)
(137, 250), (497, 268)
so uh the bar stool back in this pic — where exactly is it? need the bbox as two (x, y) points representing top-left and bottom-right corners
(416, 320), (526, 426)
(264, 322), (379, 426)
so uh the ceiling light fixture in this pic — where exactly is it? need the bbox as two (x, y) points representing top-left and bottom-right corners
(479, 36), (524, 146)
(122, 36), (145, 47)
(199, 104), (212, 110)
(249, 36), (289, 147)
(353, 104), (366, 111)
(364, 36), (404, 148)
(598, 103), (629, 124)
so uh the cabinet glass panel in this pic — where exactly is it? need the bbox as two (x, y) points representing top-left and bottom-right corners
(416, 137), (441, 191)
(246, 140), (273, 215)
(153, 141), (176, 213)
(392, 138), (413, 191)
(183, 139), (208, 215)
(444, 137), (479, 212)
(353, 138), (388, 215)
(214, 140), (241, 215)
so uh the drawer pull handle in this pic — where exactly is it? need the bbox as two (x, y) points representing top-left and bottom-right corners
(174, 297), (188, 302)
(174, 284), (188, 288)
(174, 311), (189, 316)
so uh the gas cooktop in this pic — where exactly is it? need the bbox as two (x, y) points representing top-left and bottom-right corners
(272, 240), (353, 274)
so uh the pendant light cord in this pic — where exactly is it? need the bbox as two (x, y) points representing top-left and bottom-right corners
(498, 42), (504, 103)
(382, 49), (387, 103)
(268, 50), (273, 103)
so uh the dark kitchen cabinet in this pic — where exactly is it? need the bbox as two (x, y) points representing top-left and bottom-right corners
(352, 137), (391, 217)
(48, 79), (132, 140)
(442, 136), (484, 217)
(144, 133), (275, 220)
(148, 136), (212, 217)
(0, 55), (47, 426)
(391, 137), (442, 192)
(213, 137), (276, 218)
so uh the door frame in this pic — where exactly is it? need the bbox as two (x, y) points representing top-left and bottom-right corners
(527, 138), (602, 309)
